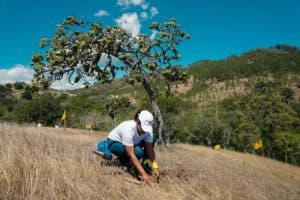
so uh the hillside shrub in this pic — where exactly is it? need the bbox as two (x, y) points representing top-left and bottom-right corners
(274, 131), (300, 165)
(13, 95), (62, 126)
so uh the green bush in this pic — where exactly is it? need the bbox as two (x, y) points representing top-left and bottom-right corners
(13, 82), (25, 90)
(280, 87), (295, 103)
(0, 97), (17, 112)
(0, 106), (8, 119)
(13, 95), (62, 126)
(274, 132), (300, 165)
(0, 85), (12, 97)
(21, 90), (32, 100)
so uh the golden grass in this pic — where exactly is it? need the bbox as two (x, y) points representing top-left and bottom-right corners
(0, 123), (299, 200)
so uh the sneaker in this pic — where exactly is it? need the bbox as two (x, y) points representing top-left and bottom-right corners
(92, 150), (104, 156)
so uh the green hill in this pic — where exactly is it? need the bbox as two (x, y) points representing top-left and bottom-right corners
(189, 44), (300, 81)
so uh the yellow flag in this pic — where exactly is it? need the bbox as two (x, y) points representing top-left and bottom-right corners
(253, 139), (263, 150)
(61, 110), (67, 121)
(86, 123), (95, 130)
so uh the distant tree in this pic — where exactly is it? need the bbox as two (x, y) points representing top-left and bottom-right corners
(21, 90), (32, 100)
(0, 106), (8, 119)
(186, 106), (227, 147)
(274, 132), (299, 164)
(253, 81), (268, 95)
(13, 82), (24, 90)
(234, 94), (299, 157)
(31, 16), (190, 145)
(105, 95), (131, 127)
(5, 83), (12, 90)
(21, 86), (33, 100)
(14, 95), (62, 126)
(273, 44), (298, 53)
(30, 85), (40, 93)
(0, 85), (10, 98)
(280, 87), (294, 104)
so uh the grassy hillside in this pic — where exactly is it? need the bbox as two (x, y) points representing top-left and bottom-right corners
(0, 45), (299, 166)
(0, 123), (299, 199)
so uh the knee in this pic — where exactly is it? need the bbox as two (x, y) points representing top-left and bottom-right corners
(109, 142), (125, 156)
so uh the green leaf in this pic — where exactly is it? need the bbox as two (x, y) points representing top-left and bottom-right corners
(74, 75), (81, 83)
(150, 22), (158, 30)
(39, 38), (48, 49)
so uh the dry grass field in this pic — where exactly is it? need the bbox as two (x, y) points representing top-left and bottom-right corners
(0, 123), (299, 200)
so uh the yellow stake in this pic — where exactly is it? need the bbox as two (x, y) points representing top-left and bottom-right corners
(61, 110), (67, 131)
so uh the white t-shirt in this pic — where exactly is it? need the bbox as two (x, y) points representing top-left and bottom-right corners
(107, 120), (153, 146)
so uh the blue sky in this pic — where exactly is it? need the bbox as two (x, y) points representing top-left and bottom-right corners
(0, 0), (300, 85)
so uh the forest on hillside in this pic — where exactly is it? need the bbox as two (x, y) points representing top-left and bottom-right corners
(0, 45), (300, 165)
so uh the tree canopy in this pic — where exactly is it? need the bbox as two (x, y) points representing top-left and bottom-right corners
(32, 16), (190, 86)
(31, 15), (190, 144)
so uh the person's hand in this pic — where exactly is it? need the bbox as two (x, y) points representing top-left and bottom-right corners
(142, 174), (155, 186)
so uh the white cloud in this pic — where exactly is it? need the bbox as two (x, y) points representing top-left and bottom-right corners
(0, 64), (34, 84)
(116, 12), (141, 35)
(94, 10), (110, 17)
(150, 7), (158, 18)
(117, 0), (145, 8)
(140, 12), (148, 20)
(51, 81), (85, 90)
(142, 3), (149, 9)
(52, 53), (121, 90)
(149, 30), (157, 40)
(98, 53), (120, 66)
(51, 77), (93, 90)
(50, 69), (99, 90)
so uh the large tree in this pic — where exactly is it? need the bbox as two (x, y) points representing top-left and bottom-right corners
(31, 16), (190, 145)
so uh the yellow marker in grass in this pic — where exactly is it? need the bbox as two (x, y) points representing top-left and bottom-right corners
(152, 161), (158, 171)
(143, 159), (159, 171)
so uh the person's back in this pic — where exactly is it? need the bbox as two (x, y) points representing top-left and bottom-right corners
(108, 120), (153, 146)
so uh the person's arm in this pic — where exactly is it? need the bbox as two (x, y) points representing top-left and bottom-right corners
(144, 142), (159, 177)
(144, 142), (155, 162)
(125, 145), (154, 185)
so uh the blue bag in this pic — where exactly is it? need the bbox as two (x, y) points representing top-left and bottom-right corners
(97, 140), (113, 160)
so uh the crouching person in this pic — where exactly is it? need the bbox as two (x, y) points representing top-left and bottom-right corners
(97, 110), (157, 185)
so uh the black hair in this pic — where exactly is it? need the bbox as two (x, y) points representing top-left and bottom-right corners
(134, 109), (142, 122)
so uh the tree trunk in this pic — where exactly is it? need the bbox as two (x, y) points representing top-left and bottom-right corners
(140, 76), (166, 146)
